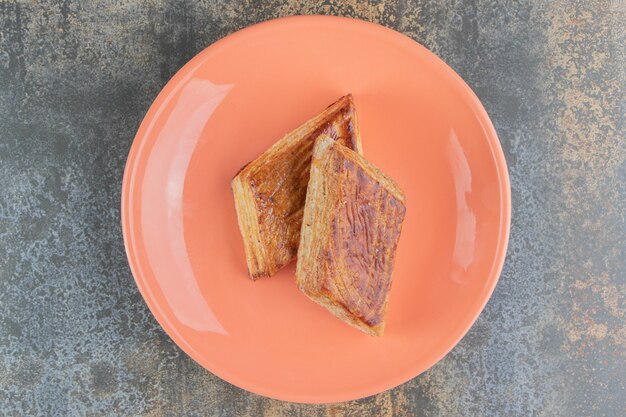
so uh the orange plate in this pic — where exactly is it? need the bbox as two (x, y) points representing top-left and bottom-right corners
(122, 16), (510, 403)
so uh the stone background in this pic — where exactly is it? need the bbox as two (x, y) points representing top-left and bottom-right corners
(0, 1), (624, 416)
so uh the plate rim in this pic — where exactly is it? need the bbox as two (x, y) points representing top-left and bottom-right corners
(121, 14), (511, 403)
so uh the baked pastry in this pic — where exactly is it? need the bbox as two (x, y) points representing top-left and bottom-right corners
(296, 136), (405, 336)
(232, 95), (362, 279)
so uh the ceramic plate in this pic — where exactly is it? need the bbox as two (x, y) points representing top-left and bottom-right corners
(121, 15), (510, 403)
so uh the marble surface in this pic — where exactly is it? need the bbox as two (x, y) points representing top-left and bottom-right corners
(0, 1), (624, 416)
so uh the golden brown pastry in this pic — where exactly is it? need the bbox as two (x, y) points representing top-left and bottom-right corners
(296, 136), (406, 336)
(232, 95), (362, 279)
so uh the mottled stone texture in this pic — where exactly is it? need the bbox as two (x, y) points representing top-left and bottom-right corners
(0, 0), (623, 415)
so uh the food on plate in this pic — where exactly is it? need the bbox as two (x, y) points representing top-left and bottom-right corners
(232, 95), (362, 279)
(296, 136), (406, 336)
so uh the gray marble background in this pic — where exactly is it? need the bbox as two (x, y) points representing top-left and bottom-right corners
(1, 1), (624, 416)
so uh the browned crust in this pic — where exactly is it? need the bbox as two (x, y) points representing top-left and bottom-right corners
(296, 136), (406, 336)
(232, 95), (362, 279)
